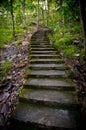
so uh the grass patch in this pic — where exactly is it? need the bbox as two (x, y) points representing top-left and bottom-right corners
(0, 60), (12, 84)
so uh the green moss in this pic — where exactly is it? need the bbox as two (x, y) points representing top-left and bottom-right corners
(25, 69), (32, 75)
(20, 88), (32, 97)
(19, 99), (79, 111)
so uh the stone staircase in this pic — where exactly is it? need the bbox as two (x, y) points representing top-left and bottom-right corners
(11, 29), (80, 130)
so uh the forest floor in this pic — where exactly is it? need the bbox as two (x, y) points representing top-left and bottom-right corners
(64, 57), (86, 126)
(0, 26), (37, 127)
(0, 26), (86, 128)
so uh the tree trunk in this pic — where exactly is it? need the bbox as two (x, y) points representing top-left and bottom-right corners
(10, 0), (15, 37)
(22, 0), (26, 28)
(45, 0), (48, 26)
(42, 0), (44, 25)
(37, 0), (39, 30)
(46, 0), (49, 26)
(79, 0), (86, 58)
(60, 0), (63, 26)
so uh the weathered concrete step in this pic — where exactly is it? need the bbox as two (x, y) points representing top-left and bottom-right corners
(30, 48), (55, 51)
(30, 41), (49, 44)
(20, 89), (79, 109)
(31, 42), (49, 44)
(30, 46), (52, 49)
(30, 54), (60, 59)
(24, 78), (75, 91)
(30, 59), (63, 64)
(30, 43), (52, 48)
(30, 42), (50, 45)
(31, 39), (49, 42)
(12, 103), (79, 130)
(27, 70), (67, 78)
(32, 36), (44, 39)
(29, 64), (67, 70)
(30, 51), (57, 54)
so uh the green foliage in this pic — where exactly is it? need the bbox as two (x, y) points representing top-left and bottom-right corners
(0, 0), (10, 11)
(0, 0), (84, 59)
(71, 24), (81, 34)
(49, 21), (83, 59)
(0, 42), (5, 48)
(56, 0), (80, 22)
(27, 3), (36, 11)
(53, 34), (76, 58)
(14, 39), (22, 46)
(0, 29), (12, 48)
(0, 60), (12, 84)
(63, 45), (76, 58)
(1, 60), (12, 75)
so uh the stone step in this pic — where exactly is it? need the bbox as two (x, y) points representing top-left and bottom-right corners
(30, 51), (57, 54)
(27, 70), (67, 78)
(30, 42), (51, 44)
(30, 48), (55, 51)
(31, 39), (48, 42)
(20, 89), (79, 109)
(30, 59), (63, 64)
(30, 41), (49, 44)
(30, 54), (60, 59)
(30, 45), (52, 48)
(31, 43), (53, 46)
(29, 64), (67, 70)
(12, 103), (79, 130)
(30, 42), (50, 45)
(9, 30), (80, 130)
(30, 46), (52, 49)
(24, 78), (75, 91)
(31, 35), (48, 41)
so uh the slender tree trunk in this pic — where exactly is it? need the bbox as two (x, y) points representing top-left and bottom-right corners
(79, 0), (86, 58)
(37, 0), (39, 30)
(46, 0), (49, 26)
(10, 0), (15, 37)
(60, 0), (63, 26)
(45, 0), (48, 26)
(22, 0), (26, 28)
(42, 0), (44, 25)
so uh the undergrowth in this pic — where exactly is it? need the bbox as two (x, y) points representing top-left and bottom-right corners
(0, 60), (12, 84)
(49, 23), (84, 59)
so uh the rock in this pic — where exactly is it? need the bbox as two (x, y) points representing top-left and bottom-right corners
(72, 40), (80, 45)
(0, 92), (10, 103)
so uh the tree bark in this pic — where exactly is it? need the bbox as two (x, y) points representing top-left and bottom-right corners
(46, 0), (49, 26)
(60, 0), (63, 26)
(10, 0), (15, 37)
(22, 0), (26, 28)
(79, 0), (86, 58)
(42, 0), (44, 24)
(37, 0), (39, 30)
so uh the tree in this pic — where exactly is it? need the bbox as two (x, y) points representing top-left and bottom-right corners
(42, 0), (45, 24)
(19, 0), (27, 28)
(79, 0), (86, 58)
(42, 0), (48, 26)
(10, 0), (15, 37)
(37, 0), (40, 29)
(0, 0), (15, 37)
